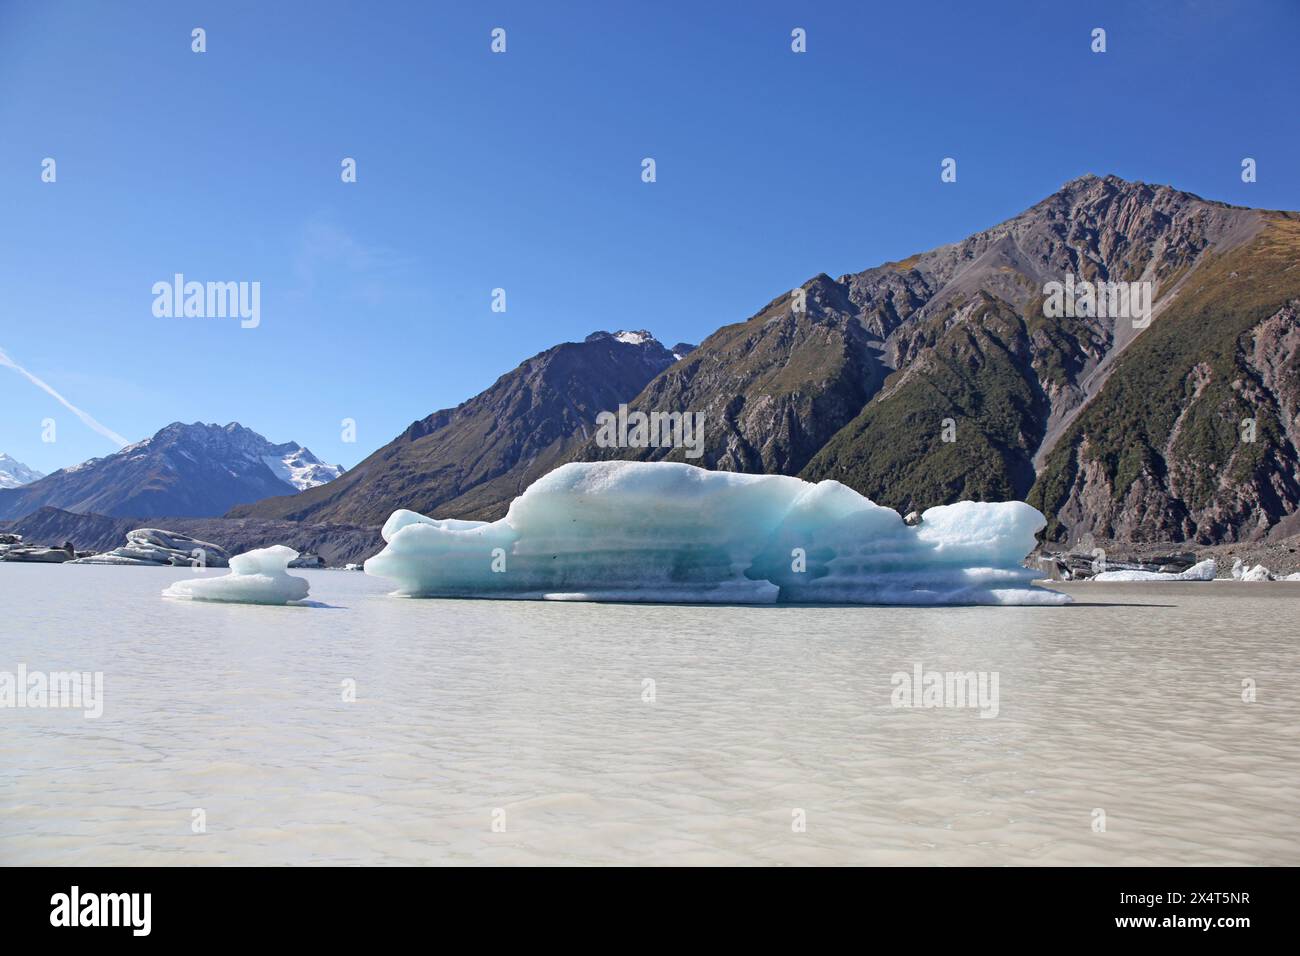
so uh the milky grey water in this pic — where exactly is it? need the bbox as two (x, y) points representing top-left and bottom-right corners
(1, 563), (1297, 865)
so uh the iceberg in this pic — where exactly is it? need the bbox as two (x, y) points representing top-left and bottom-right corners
(364, 461), (1069, 606)
(162, 545), (310, 605)
(1092, 558), (1217, 582)
(1229, 557), (1300, 581)
(71, 528), (231, 567)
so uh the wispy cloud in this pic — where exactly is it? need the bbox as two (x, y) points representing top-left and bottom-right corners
(289, 215), (415, 307)
(0, 346), (130, 448)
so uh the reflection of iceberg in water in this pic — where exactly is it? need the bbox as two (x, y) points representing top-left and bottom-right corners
(163, 545), (310, 605)
(364, 462), (1069, 606)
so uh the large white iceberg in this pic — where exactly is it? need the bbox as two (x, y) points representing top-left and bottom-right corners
(1092, 558), (1218, 582)
(364, 462), (1069, 606)
(162, 545), (310, 605)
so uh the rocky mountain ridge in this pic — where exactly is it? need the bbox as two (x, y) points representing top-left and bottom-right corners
(217, 175), (1300, 546)
(229, 330), (690, 523)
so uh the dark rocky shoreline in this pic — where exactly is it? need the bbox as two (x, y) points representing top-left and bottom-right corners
(1034, 535), (1300, 580)
(0, 506), (382, 568)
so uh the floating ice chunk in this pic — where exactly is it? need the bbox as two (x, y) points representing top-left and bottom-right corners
(72, 528), (231, 567)
(1092, 558), (1217, 582)
(162, 545), (310, 605)
(364, 461), (1069, 606)
(1229, 557), (1277, 581)
(1181, 558), (1219, 581)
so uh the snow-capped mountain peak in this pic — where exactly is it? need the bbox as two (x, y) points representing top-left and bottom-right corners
(585, 330), (694, 361)
(0, 422), (345, 521)
(613, 330), (655, 346)
(113, 422), (342, 490)
(261, 444), (345, 491)
(0, 453), (44, 489)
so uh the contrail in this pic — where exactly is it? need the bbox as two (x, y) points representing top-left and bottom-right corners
(0, 346), (130, 448)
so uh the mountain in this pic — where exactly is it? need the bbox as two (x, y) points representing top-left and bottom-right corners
(228, 330), (688, 523)
(796, 175), (1277, 538)
(1027, 203), (1300, 543)
(579, 175), (1298, 545)
(0, 453), (43, 489)
(230, 175), (1300, 547)
(0, 422), (344, 521)
(580, 274), (887, 475)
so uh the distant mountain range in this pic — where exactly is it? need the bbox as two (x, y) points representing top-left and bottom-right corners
(6, 175), (1298, 551)
(232, 174), (1300, 547)
(0, 422), (343, 521)
(0, 453), (43, 489)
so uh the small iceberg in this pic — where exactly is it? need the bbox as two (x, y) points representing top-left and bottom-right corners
(1230, 557), (1300, 581)
(1092, 558), (1218, 582)
(364, 461), (1069, 606)
(162, 545), (310, 605)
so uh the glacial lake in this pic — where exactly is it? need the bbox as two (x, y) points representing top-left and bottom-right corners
(1, 563), (1297, 865)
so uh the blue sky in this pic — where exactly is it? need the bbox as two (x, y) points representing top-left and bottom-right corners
(1, 0), (1297, 475)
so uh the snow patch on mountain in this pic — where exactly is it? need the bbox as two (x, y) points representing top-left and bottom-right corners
(262, 446), (345, 491)
(0, 453), (44, 489)
(613, 330), (653, 346)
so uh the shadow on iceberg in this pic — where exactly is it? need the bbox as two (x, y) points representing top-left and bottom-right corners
(363, 462), (1070, 607)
